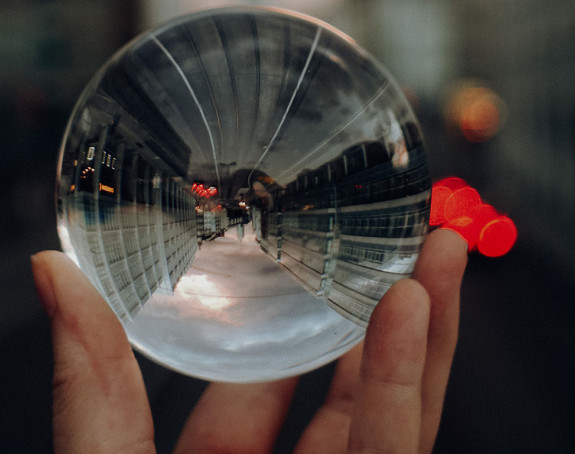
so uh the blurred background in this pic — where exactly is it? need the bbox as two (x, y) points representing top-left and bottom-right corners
(1, 0), (574, 452)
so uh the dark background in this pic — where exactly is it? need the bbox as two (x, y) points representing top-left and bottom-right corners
(1, 0), (574, 452)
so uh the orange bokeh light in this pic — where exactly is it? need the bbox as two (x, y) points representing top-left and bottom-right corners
(461, 97), (500, 142)
(444, 81), (506, 143)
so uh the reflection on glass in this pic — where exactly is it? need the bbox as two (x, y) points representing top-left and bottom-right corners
(56, 7), (431, 382)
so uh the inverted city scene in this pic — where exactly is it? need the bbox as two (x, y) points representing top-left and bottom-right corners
(56, 7), (431, 382)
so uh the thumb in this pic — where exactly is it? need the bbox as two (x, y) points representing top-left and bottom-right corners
(31, 251), (155, 454)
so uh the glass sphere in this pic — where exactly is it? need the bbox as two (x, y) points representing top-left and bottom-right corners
(56, 7), (431, 383)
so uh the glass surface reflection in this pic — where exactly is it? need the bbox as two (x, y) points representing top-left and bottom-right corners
(56, 7), (431, 382)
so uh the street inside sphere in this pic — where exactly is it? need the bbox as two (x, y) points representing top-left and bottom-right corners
(56, 6), (431, 382)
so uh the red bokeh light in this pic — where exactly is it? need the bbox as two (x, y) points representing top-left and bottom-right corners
(438, 176), (468, 191)
(442, 203), (499, 250)
(477, 216), (518, 257)
(430, 177), (473, 226)
(430, 185), (452, 226)
(430, 177), (517, 257)
(443, 186), (481, 222)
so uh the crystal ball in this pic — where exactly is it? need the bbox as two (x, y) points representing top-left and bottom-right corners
(56, 7), (431, 383)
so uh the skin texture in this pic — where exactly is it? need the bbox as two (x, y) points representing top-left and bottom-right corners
(31, 228), (467, 453)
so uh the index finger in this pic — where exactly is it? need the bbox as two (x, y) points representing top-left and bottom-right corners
(414, 229), (468, 453)
(348, 278), (430, 453)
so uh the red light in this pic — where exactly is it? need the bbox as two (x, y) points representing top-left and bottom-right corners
(430, 177), (471, 226)
(468, 203), (498, 248)
(430, 185), (452, 226)
(437, 176), (468, 191)
(442, 203), (498, 249)
(430, 177), (517, 257)
(477, 216), (517, 257)
(444, 186), (481, 222)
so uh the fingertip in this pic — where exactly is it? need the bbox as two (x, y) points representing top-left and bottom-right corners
(412, 230), (468, 453)
(350, 279), (430, 452)
(369, 278), (430, 328)
(414, 229), (468, 285)
(436, 227), (470, 252)
(31, 251), (66, 318)
(31, 250), (125, 347)
(428, 228), (470, 256)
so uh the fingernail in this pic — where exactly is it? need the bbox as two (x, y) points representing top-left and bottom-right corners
(31, 254), (57, 318)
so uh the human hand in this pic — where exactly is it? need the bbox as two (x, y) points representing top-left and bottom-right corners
(31, 228), (467, 453)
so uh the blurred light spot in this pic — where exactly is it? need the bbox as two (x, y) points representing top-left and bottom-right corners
(444, 186), (481, 222)
(443, 203), (498, 249)
(438, 176), (468, 191)
(430, 177), (517, 257)
(430, 177), (471, 226)
(461, 95), (500, 142)
(477, 216), (518, 257)
(467, 203), (499, 247)
(444, 80), (507, 143)
(430, 185), (452, 225)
